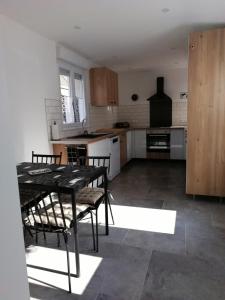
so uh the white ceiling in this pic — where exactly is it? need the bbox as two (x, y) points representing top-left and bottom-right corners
(0, 0), (225, 71)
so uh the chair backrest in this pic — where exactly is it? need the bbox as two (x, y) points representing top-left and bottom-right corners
(23, 187), (71, 232)
(32, 151), (62, 165)
(78, 156), (110, 187)
(79, 156), (110, 174)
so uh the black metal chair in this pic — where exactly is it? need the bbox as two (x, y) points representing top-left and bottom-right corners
(23, 151), (62, 244)
(32, 151), (62, 165)
(22, 186), (95, 293)
(75, 156), (115, 252)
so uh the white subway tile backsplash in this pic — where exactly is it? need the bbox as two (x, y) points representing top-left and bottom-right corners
(117, 103), (149, 127)
(117, 100), (187, 127)
(45, 98), (118, 140)
(45, 96), (187, 141)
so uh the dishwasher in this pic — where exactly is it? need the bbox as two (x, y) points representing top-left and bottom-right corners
(108, 136), (120, 180)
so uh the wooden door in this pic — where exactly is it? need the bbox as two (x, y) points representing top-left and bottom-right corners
(186, 28), (225, 196)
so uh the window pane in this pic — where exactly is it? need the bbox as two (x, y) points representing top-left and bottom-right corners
(60, 69), (70, 97)
(74, 73), (84, 99)
(59, 68), (75, 124)
(59, 67), (86, 125)
(78, 98), (86, 122)
(74, 73), (86, 122)
(61, 95), (75, 124)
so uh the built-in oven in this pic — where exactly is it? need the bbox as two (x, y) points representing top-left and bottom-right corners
(147, 129), (170, 159)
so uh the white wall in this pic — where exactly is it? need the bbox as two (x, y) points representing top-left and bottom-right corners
(118, 68), (187, 127)
(0, 14), (59, 162)
(0, 16), (30, 299)
(0, 12), (118, 162)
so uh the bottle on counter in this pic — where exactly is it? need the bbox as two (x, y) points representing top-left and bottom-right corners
(51, 121), (60, 140)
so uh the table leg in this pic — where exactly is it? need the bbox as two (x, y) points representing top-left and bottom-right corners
(104, 171), (109, 235)
(72, 192), (80, 277)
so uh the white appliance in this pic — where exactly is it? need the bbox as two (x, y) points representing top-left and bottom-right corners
(108, 135), (120, 180)
(87, 135), (120, 180)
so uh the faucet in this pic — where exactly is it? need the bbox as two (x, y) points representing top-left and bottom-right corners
(81, 118), (88, 135)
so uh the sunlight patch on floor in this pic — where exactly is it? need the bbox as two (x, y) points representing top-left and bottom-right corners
(26, 245), (102, 295)
(91, 204), (177, 234)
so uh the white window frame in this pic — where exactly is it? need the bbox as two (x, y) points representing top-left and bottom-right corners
(58, 60), (88, 130)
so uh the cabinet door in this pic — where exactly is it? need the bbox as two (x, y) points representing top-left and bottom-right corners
(120, 133), (127, 167)
(112, 72), (119, 106)
(126, 130), (133, 161)
(90, 67), (118, 107)
(170, 129), (185, 160)
(134, 130), (146, 158)
(187, 29), (225, 196)
(107, 70), (115, 106)
(88, 139), (110, 157)
(107, 70), (118, 106)
(88, 139), (110, 186)
(90, 68), (107, 106)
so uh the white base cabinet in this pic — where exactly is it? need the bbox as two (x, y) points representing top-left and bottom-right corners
(133, 129), (146, 158)
(126, 130), (133, 161)
(88, 139), (110, 157)
(170, 128), (186, 160)
(88, 137), (120, 180)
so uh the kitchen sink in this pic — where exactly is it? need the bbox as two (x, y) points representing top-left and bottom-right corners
(66, 133), (109, 139)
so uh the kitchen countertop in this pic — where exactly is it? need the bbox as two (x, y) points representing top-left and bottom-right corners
(50, 132), (115, 145)
(97, 128), (131, 134)
(50, 126), (187, 144)
(134, 126), (187, 129)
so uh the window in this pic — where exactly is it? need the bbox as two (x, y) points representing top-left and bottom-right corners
(59, 64), (86, 126)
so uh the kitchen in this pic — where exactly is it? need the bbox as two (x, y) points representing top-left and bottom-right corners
(1, 2), (225, 300)
(50, 70), (187, 176)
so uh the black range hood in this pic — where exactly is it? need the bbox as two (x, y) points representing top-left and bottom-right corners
(147, 77), (172, 127)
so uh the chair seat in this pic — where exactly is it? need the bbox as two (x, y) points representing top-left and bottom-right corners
(25, 193), (90, 229)
(76, 187), (105, 205)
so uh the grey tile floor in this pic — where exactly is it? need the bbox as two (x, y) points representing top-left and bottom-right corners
(26, 160), (225, 300)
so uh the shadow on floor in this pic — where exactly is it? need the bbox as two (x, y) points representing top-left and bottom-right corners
(26, 160), (225, 300)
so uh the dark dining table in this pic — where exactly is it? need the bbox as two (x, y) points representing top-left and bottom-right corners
(17, 162), (109, 277)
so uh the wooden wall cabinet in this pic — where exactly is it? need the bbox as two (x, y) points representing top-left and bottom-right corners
(90, 67), (118, 106)
(186, 28), (225, 197)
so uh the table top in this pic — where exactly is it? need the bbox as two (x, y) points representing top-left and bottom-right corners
(17, 162), (106, 193)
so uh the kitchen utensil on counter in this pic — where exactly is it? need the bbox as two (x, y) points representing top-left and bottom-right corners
(51, 121), (60, 140)
(114, 122), (130, 128)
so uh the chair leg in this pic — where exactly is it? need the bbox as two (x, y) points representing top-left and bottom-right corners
(27, 228), (33, 238)
(95, 209), (99, 252)
(63, 232), (71, 293)
(90, 212), (96, 251)
(57, 233), (60, 247)
(35, 228), (38, 244)
(24, 226), (33, 238)
(43, 231), (46, 241)
(108, 199), (115, 225)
